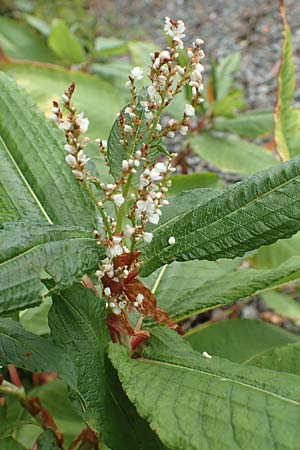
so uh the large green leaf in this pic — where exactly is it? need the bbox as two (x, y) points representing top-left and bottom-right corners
(49, 284), (165, 450)
(0, 16), (56, 62)
(48, 19), (85, 65)
(36, 430), (60, 450)
(0, 71), (96, 226)
(214, 110), (274, 139)
(141, 155), (300, 276)
(274, 4), (300, 161)
(212, 90), (245, 118)
(0, 438), (25, 450)
(189, 132), (278, 175)
(110, 327), (300, 450)
(0, 318), (77, 390)
(143, 256), (300, 321)
(186, 319), (299, 364)
(0, 222), (104, 313)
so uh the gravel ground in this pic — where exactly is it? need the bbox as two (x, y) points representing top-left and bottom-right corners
(91, 0), (300, 110)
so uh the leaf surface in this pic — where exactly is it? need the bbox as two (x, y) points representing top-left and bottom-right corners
(141, 155), (300, 276)
(0, 318), (77, 389)
(110, 327), (300, 450)
(49, 284), (165, 450)
(48, 19), (85, 64)
(186, 319), (299, 364)
(0, 222), (104, 313)
(274, 3), (300, 161)
(214, 110), (274, 139)
(0, 71), (96, 226)
(189, 132), (278, 175)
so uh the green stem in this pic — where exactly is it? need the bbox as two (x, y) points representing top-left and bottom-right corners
(82, 181), (112, 239)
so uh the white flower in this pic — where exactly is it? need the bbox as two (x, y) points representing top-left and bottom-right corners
(104, 287), (111, 296)
(62, 94), (69, 104)
(76, 113), (89, 133)
(179, 125), (188, 135)
(52, 106), (59, 113)
(155, 162), (167, 173)
(106, 244), (123, 258)
(122, 160), (129, 172)
(160, 50), (171, 60)
(143, 232), (153, 243)
(58, 121), (71, 131)
(113, 194), (125, 207)
(64, 144), (75, 154)
(148, 213), (160, 225)
(176, 65), (185, 76)
(112, 306), (121, 315)
(164, 17), (185, 49)
(124, 124), (133, 133)
(77, 150), (90, 165)
(147, 86), (161, 104)
(136, 293), (144, 303)
(168, 236), (176, 245)
(201, 351), (212, 359)
(184, 104), (195, 117)
(72, 169), (84, 180)
(124, 225), (135, 238)
(130, 66), (143, 80)
(65, 154), (77, 168)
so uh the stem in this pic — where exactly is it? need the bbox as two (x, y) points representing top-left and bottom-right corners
(115, 172), (134, 233)
(82, 181), (112, 239)
(8, 365), (22, 388)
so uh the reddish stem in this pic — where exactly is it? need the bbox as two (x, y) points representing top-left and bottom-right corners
(8, 365), (22, 388)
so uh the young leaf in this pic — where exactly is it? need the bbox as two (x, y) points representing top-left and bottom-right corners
(274, 1), (300, 161)
(141, 155), (300, 276)
(252, 232), (300, 269)
(143, 256), (300, 321)
(189, 132), (278, 176)
(215, 52), (241, 99)
(186, 319), (299, 364)
(0, 72), (96, 227)
(214, 110), (274, 139)
(48, 19), (85, 64)
(110, 327), (300, 450)
(211, 90), (245, 118)
(49, 284), (166, 450)
(0, 318), (77, 390)
(0, 223), (104, 313)
(167, 173), (222, 196)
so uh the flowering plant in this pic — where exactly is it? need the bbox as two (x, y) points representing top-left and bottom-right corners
(2, 14), (300, 450)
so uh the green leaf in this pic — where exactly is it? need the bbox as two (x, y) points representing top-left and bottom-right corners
(0, 71), (96, 226)
(167, 173), (222, 196)
(274, 4), (300, 161)
(214, 109), (274, 139)
(252, 232), (300, 268)
(0, 16), (56, 62)
(261, 291), (300, 321)
(36, 430), (60, 450)
(250, 341), (300, 376)
(110, 326), (300, 450)
(19, 297), (52, 335)
(143, 257), (300, 321)
(215, 52), (241, 99)
(186, 319), (299, 364)
(0, 318), (77, 390)
(141, 155), (300, 276)
(107, 97), (150, 180)
(189, 132), (278, 175)
(49, 284), (109, 433)
(0, 222), (104, 313)
(0, 438), (25, 450)
(49, 284), (165, 450)
(48, 19), (85, 64)
(94, 37), (128, 58)
(212, 90), (245, 118)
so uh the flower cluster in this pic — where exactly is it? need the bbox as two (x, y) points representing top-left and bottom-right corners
(53, 18), (204, 348)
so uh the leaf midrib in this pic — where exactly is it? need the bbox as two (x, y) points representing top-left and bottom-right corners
(140, 357), (300, 406)
(144, 165), (300, 267)
(0, 134), (52, 223)
(0, 236), (96, 268)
